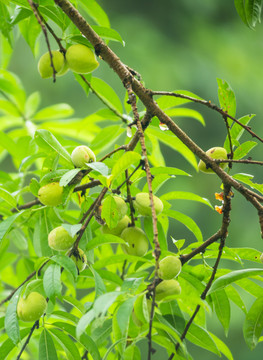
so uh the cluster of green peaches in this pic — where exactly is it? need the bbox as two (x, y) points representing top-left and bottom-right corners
(38, 44), (99, 78)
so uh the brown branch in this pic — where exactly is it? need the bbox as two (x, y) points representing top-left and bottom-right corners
(151, 91), (263, 143)
(52, 0), (263, 223)
(17, 320), (39, 360)
(72, 187), (108, 250)
(223, 115), (234, 167)
(0, 260), (49, 306)
(216, 159), (263, 166)
(125, 79), (159, 359)
(27, 0), (57, 82)
(124, 169), (136, 226)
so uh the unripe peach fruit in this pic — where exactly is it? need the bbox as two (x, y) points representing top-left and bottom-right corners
(66, 44), (99, 74)
(38, 51), (65, 79)
(134, 192), (163, 216)
(158, 256), (182, 280)
(121, 226), (148, 257)
(198, 147), (228, 173)
(71, 145), (96, 168)
(101, 215), (130, 236)
(17, 292), (47, 322)
(48, 226), (75, 251)
(155, 279), (181, 301)
(38, 182), (63, 206)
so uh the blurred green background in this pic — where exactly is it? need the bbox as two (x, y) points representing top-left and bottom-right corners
(4, 0), (263, 358)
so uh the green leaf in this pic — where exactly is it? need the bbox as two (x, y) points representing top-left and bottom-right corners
(186, 322), (220, 355)
(43, 263), (62, 301)
(225, 285), (247, 313)
(101, 195), (121, 229)
(91, 267), (106, 298)
(92, 25), (124, 45)
(39, 328), (58, 360)
(49, 328), (81, 360)
(25, 91), (40, 118)
(156, 90), (203, 109)
(33, 210), (53, 257)
(165, 107), (205, 126)
(208, 268), (263, 295)
(51, 254), (78, 282)
(19, 15), (41, 55)
(233, 173), (263, 194)
(245, 0), (262, 28)
(0, 130), (18, 159)
(235, 0), (249, 26)
(0, 211), (24, 245)
(78, 0), (110, 27)
(24, 279), (44, 298)
(4, 288), (22, 345)
(150, 166), (190, 177)
(117, 297), (136, 334)
(76, 309), (95, 339)
(243, 296), (263, 350)
(90, 77), (123, 114)
(209, 332), (234, 360)
(111, 151), (141, 181)
(61, 224), (82, 238)
(0, 187), (17, 207)
(33, 103), (74, 121)
(59, 169), (80, 187)
(0, 327), (31, 359)
(224, 114), (254, 152)
(90, 125), (125, 152)
(166, 209), (203, 242)
(88, 162), (109, 176)
(217, 78), (236, 118)
(211, 289), (231, 335)
(147, 127), (197, 170)
(233, 141), (257, 159)
(161, 191), (213, 209)
(34, 129), (72, 165)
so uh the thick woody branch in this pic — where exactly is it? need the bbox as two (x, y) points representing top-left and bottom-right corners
(53, 0), (263, 222)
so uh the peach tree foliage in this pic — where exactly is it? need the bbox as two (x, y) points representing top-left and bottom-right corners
(0, 0), (263, 359)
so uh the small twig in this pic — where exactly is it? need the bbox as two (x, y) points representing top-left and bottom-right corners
(151, 91), (263, 143)
(223, 115), (233, 168)
(215, 159), (263, 166)
(113, 161), (143, 194)
(81, 350), (89, 359)
(120, 260), (127, 281)
(27, 0), (56, 82)
(73, 187), (108, 250)
(124, 169), (136, 226)
(124, 79), (159, 360)
(16, 320), (39, 360)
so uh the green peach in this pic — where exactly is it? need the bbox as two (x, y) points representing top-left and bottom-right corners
(38, 182), (63, 206)
(155, 279), (181, 301)
(121, 226), (148, 257)
(101, 215), (130, 236)
(158, 256), (182, 280)
(134, 192), (163, 216)
(66, 44), (99, 74)
(17, 292), (47, 322)
(38, 51), (65, 79)
(198, 147), (228, 173)
(71, 145), (96, 168)
(48, 226), (75, 251)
